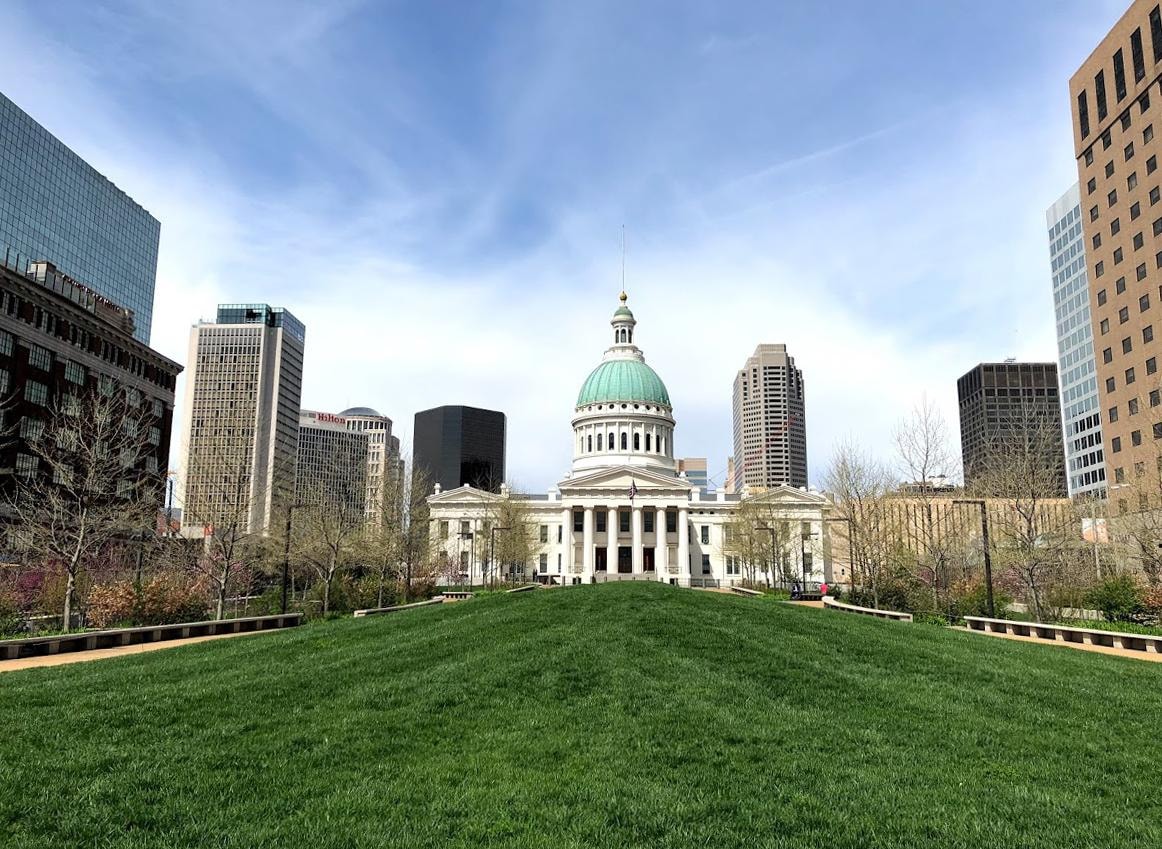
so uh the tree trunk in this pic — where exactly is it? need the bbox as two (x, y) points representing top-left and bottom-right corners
(323, 573), (332, 614)
(63, 569), (76, 631)
(216, 580), (227, 621)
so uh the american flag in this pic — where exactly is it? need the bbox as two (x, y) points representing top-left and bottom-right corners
(629, 479), (638, 501)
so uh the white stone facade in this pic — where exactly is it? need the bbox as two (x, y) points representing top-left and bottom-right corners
(428, 294), (832, 587)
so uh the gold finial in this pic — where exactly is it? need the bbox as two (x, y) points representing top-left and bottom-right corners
(619, 290), (628, 304)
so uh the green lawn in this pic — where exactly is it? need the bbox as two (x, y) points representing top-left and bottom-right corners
(1, 583), (1159, 848)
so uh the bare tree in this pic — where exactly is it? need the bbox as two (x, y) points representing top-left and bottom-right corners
(7, 383), (162, 628)
(970, 405), (1079, 620)
(479, 485), (544, 586)
(822, 439), (898, 606)
(893, 396), (961, 607)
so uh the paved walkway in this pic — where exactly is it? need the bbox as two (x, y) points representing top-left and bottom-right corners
(955, 626), (1162, 663)
(0, 629), (276, 674)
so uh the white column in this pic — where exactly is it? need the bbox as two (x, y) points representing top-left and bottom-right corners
(606, 506), (617, 575)
(561, 507), (573, 578)
(583, 506), (594, 581)
(658, 517), (669, 580)
(678, 506), (689, 579)
(632, 506), (643, 572)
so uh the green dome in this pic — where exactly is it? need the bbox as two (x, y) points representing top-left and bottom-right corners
(577, 359), (671, 407)
(613, 306), (634, 319)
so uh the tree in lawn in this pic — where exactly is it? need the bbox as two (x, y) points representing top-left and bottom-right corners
(970, 404), (1081, 621)
(294, 438), (369, 614)
(478, 485), (544, 586)
(360, 457), (435, 606)
(723, 495), (794, 588)
(893, 396), (962, 610)
(7, 381), (163, 628)
(822, 439), (898, 606)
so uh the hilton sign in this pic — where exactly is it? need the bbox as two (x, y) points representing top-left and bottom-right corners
(309, 411), (347, 425)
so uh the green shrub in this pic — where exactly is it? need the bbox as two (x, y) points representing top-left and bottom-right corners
(1085, 574), (1144, 622)
(0, 590), (23, 637)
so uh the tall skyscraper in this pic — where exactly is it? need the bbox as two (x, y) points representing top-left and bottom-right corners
(414, 405), (506, 492)
(1047, 184), (1107, 498)
(296, 410), (368, 516)
(731, 344), (808, 490)
(340, 407), (402, 520)
(957, 362), (1068, 495)
(1070, 0), (1162, 507)
(0, 92), (160, 344)
(177, 304), (305, 536)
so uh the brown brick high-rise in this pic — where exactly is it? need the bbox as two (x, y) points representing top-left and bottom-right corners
(1071, 0), (1162, 509)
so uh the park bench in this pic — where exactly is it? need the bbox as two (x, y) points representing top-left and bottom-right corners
(440, 591), (475, 601)
(963, 616), (1162, 654)
(822, 596), (913, 622)
(0, 613), (302, 661)
(506, 585), (538, 594)
(353, 598), (445, 617)
(730, 586), (764, 597)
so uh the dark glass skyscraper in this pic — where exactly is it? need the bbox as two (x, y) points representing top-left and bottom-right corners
(414, 406), (506, 492)
(0, 91), (159, 344)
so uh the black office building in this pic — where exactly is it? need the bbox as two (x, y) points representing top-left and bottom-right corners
(957, 361), (1067, 496)
(414, 405), (506, 492)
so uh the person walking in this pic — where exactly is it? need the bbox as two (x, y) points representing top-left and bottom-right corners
(820, 580), (829, 597)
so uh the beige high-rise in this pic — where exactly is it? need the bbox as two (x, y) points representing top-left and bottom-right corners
(731, 344), (808, 490)
(1071, 1), (1162, 511)
(177, 304), (305, 536)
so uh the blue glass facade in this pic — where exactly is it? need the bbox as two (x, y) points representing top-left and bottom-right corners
(1047, 183), (1105, 499)
(0, 91), (159, 344)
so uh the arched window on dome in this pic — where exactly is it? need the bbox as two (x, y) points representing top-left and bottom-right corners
(587, 434), (593, 453)
(645, 433), (652, 452)
(621, 432), (628, 451)
(660, 434), (666, 455)
(627, 329), (633, 344)
(597, 432), (603, 451)
(633, 433), (640, 451)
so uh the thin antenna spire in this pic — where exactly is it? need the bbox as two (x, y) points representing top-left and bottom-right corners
(621, 224), (626, 293)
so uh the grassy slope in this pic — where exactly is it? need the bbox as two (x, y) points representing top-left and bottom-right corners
(1, 583), (1159, 849)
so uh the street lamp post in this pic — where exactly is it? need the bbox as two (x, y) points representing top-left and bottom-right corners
(953, 498), (995, 618)
(490, 526), (512, 590)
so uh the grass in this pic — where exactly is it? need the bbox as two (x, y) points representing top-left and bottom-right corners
(1, 583), (1159, 848)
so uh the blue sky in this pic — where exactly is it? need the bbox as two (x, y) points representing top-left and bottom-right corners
(0, 0), (1130, 491)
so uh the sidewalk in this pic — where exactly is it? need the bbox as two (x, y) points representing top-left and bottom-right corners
(0, 629), (275, 674)
(955, 626), (1162, 663)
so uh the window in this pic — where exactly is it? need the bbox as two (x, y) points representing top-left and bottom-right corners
(1155, 421), (1162, 438)
(1095, 261), (1105, 277)
(63, 361), (85, 385)
(1123, 337), (1133, 354)
(1147, 125), (1155, 144)
(1153, 186), (1161, 204)
(149, 426), (161, 446)
(1117, 277), (1127, 295)
(1107, 160), (1116, 178)
(1153, 4), (1162, 62)
(1091, 205), (1100, 221)
(666, 510), (676, 533)
(643, 510), (654, 533)
(1152, 156), (1160, 176)
(1094, 232), (1103, 249)
(26, 344), (52, 372)
(1146, 325), (1155, 342)
(1149, 357), (1158, 375)
(1096, 70), (1108, 120)
(19, 417), (43, 441)
(1113, 436), (1123, 453)
(0, 331), (12, 356)
(620, 432), (627, 451)
(701, 554), (711, 575)
(1109, 189), (1119, 207)
(15, 454), (36, 480)
(1130, 398), (1140, 415)
(596, 511), (606, 533)
(632, 433), (640, 451)
(1139, 262), (1149, 281)
(558, 526), (563, 543)
(1115, 466), (1126, 484)
(1115, 49), (1127, 101)
(1101, 317), (1110, 334)
(573, 510), (583, 532)
(23, 381), (48, 406)
(1133, 27), (1147, 81)
(1107, 377), (1117, 393)
(1088, 176), (1098, 194)
(1085, 147), (1095, 166)
(539, 524), (548, 543)
(1143, 294), (1152, 311)
(1103, 128), (1113, 150)
(1123, 112), (1134, 132)
(619, 510), (630, 533)
(441, 521), (452, 541)
(1079, 90), (1091, 138)
(1121, 306), (1131, 323)
(1098, 289), (1108, 305)
(1152, 389), (1160, 407)
(1126, 366), (1137, 384)
(1110, 406), (1120, 423)
(1130, 172), (1140, 191)
(1135, 232), (1145, 250)
(1127, 142), (1136, 161)
(1114, 247), (1124, 264)
(1132, 201), (1142, 219)
(700, 525), (709, 545)
(1133, 430), (1143, 447)
(539, 553), (548, 572)
(1103, 346), (1114, 363)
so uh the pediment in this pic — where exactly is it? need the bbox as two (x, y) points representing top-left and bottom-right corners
(558, 465), (692, 493)
(427, 485), (506, 504)
(741, 485), (831, 507)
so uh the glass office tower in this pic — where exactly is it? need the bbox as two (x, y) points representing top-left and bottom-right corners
(0, 92), (159, 343)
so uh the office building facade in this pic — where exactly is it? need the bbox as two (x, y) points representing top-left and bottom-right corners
(1047, 183), (1107, 498)
(731, 344), (808, 490)
(0, 92), (159, 344)
(340, 408), (402, 521)
(0, 255), (180, 501)
(177, 304), (305, 536)
(414, 405), (506, 493)
(1070, 0), (1162, 506)
(957, 362), (1069, 495)
(296, 410), (369, 516)
(677, 457), (709, 493)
